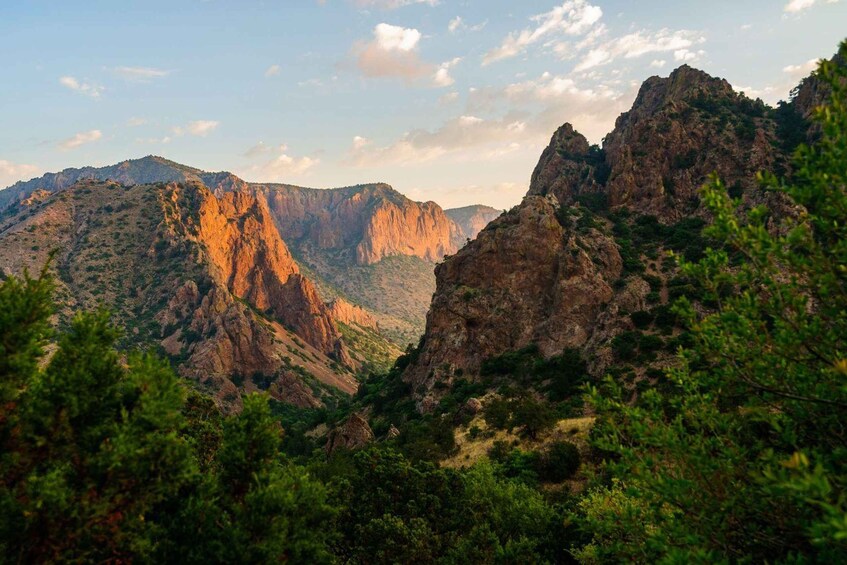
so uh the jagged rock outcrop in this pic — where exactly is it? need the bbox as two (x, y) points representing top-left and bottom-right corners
(405, 62), (824, 409)
(327, 297), (379, 331)
(157, 184), (351, 365)
(325, 413), (375, 454)
(404, 196), (622, 406)
(532, 65), (783, 222)
(529, 123), (603, 206)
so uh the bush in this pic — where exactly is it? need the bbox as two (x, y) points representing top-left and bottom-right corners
(510, 397), (556, 440)
(630, 311), (654, 329)
(537, 441), (581, 482)
(612, 331), (640, 361)
(483, 397), (512, 430)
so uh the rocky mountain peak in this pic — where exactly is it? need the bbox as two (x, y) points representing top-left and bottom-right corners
(626, 64), (736, 119)
(531, 64), (781, 221)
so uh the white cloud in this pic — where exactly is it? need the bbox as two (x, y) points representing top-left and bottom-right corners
(374, 22), (421, 51)
(674, 48), (704, 62)
(126, 117), (147, 127)
(352, 136), (371, 150)
(59, 76), (104, 99)
(0, 159), (40, 188)
(433, 57), (462, 87)
(483, 1), (603, 65)
(348, 115), (533, 167)
(784, 0), (840, 12)
(783, 58), (818, 77)
(353, 23), (433, 82)
(242, 145), (319, 181)
(448, 16), (487, 34)
(59, 130), (102, 151)
(172, 120), (220, 137)
(355, 0), (439, 8)
(113, 66), (171, 82)
(650, 59), (667, 68)
(574, 28), (705, 72)
(264, 64), (281, 77)
(255, 154), (319, 177)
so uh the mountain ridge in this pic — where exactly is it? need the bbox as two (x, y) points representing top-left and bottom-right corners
(1, 157), (501, 344)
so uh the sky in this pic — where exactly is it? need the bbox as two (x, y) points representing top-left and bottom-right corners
(0, 0), (845, 209)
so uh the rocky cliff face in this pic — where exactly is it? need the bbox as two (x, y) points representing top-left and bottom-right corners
(0, 180), (357, 410)
(404, 196), (623, 408)
(248, 183), (458, 265)
(187, 188), (350, 364)
(327, 298), (379, 331)
(404, 63), (818, 409)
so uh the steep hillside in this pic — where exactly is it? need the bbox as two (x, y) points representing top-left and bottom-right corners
(0, 180), (358, 410)
(402, 63), (813, 412)
(1, 158), (501, 348)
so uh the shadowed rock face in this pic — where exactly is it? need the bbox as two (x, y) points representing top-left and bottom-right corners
(404, 62), (824, 411)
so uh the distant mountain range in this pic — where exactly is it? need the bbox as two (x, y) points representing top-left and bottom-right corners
(0, 157), (501, 344)
(0, 157), (502, 408)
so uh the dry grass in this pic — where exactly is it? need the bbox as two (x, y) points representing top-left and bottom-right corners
(442, 414), (595, 469)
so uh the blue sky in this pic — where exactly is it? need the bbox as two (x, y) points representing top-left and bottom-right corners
(1, 0), (844, 209)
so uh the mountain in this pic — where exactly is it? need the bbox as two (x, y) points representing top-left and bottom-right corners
(445, 205), (503, 243)
(243, 182), (466, 346)
(402, 63), (816, 411)
(1, 158), (501, 346)
(0, 179), (358, 410)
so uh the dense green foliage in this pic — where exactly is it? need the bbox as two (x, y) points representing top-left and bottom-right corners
(0, 270), (334, 563)
(582, 47), (847, 562)
(330, 448), (570, 563)
(0, 270), (579, 563)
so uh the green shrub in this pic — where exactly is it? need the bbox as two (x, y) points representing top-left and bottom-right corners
(630, 311), (654, 329)
(612, 331), (640, 361)
(537, 441), (581, 482)
(483, 397), (512, 430)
